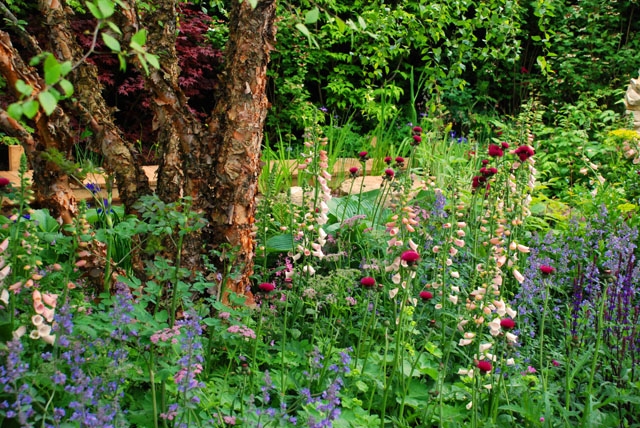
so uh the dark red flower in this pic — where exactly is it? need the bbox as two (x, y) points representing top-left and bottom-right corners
(349, 167), (359, 176)
(360, 277), (376, 287)
(384, 156), (392, 165)
(412, 135), (422, 144)
(479, 166), (497, 177)
(539, 265), (555, 275)
(500, 318), (515, 330)
(419, 290), (433, 300)
(481, 159), (489, 165)
(521, 66), (529, 74)
(472, 176), (481, 189)
(395, 156), (405, 164)
(488, 144), (504, 157)
(412, 126), (422, 133)
(501, 142), (510, 149)
(358, 151), (369, 160)
(514, 145), (535, 162)
(401, 250), (420, 263)
(476, 360), (492, 373)
(384, 169), (395, 178)
(259, 283), (275, 293)
(0, 178), (10, 187)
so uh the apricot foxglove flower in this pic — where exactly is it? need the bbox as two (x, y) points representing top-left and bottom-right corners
(513, 268), (525, 283)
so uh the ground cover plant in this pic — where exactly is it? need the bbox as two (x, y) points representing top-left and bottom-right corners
(1, 0), (640, 427)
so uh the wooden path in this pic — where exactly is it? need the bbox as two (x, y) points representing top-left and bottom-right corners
(0, 159), (379, 203)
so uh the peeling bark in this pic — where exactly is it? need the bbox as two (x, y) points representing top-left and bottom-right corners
(0, 31), (77, 224)
(40, 0), (150, 212)
(205, 0), (277, 301)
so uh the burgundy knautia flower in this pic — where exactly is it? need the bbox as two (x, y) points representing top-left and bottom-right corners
(349, 167), (359, 177)
(411, 135), (422, 145)
(259, 283), (275, 292)
(472, 176), (481, 189)
(476, 360), (492, 373)
(501, 142), (510, 149)
(539, 265), (555, 275)
(514, 145), (535, 161)
(480, 167), (497, 176)
(481, 159), (489, 165)
(412, 126), (422, 133)
(360, 277), (376, 287)
(0, 177), (10, 187)
(500, 318), (515, 330)
(358, 151), (369, 161)
(384, 169), (395, 179)
(395, 156), (405, 165)
(401, 250), (420, 265)
(419, 291), (433, 300)
(488, 144), (504, 157)
(384, 156), (392, 165)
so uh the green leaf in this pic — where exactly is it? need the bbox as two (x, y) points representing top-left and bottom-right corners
(59, 79), (74, 97)
(305, 7), (319, 25)
(44, 54), (61, 86)
(7, 103), (22, 120)
(247, 0), (257, 9)
(137, 53), (149, 75)
(101, 33), (121, 52)
(265, 234), (294, 252)
(295, 23), (311, 38)
(335, 16), (346, 33)
(31, 209), (60, 233)
(131, 29), (147, 47)
(145, 53), (160, 69)
(38, 91), (57, 116)
(97, 0), (115, 18)
(118, 53), (126, 71)
(60, 61), (72, 76)
(85, 1), (103, 19)
(616, 203), (636, 212)
(22, 100), (39, 119)
(15, 80), (33, 96)
(107, 21), (123, 35)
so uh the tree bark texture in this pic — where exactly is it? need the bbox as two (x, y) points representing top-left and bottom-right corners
(0, 30), (77, 224)
(39, 0), (151, 212)
(0, 0), (278, 301)
(205, 0), (277, 301)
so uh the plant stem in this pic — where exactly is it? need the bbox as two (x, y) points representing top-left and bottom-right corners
(169, 233), (184, 328)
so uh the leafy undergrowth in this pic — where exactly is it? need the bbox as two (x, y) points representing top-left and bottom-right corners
(1, 113), (640, 428)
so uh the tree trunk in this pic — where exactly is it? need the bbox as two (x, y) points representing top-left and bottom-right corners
(204, 0), (277, 301)
(0, 31), (77, 224)
(0, 0), (278, 302)
(39, 0), (151, 212)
